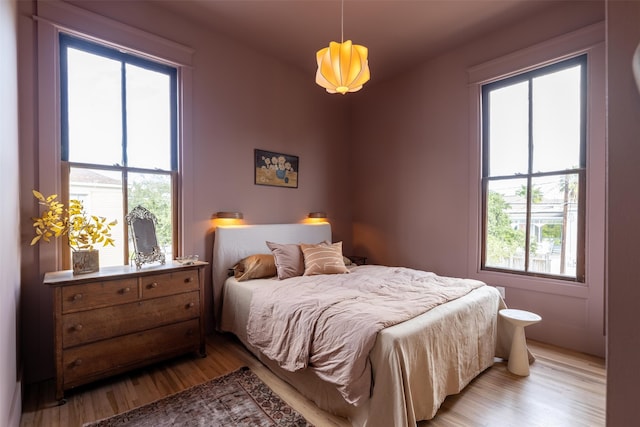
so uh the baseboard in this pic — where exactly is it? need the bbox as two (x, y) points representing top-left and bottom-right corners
(7, 379), (21, 427)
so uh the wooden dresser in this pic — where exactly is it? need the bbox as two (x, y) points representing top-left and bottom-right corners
(44, 261), (207, 401)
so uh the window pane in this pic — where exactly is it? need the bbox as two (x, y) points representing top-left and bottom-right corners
(67, 48), (122, 165)
(532, 65), (582, 172)
(529, 174), (579, 277)
(126, 64), (172, 170)
(69, 167), (124, 267)
(488, 81), (529, 176)
(62, 35), (178, 269)
(485, 178), (527, 271)
(481, 55), (585, 281)
(128, 173), (173, 261)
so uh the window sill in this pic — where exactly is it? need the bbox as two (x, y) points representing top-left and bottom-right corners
(469, 268), (591, 299)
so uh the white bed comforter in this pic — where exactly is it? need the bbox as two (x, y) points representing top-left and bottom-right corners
(246, 265), (485, 406)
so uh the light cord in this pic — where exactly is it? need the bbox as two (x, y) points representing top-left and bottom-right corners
(341, 0), (344, 42)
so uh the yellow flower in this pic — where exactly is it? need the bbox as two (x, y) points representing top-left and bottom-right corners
(31, 190), (117, 251)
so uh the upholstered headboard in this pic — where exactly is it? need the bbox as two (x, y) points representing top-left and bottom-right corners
(212, 223), (332, 327)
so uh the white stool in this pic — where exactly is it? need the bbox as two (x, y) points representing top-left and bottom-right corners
(499, 308), (542, 376)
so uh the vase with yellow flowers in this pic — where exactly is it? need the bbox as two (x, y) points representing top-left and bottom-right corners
(31, 190), (117, 274)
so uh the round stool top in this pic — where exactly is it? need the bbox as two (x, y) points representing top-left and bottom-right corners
(499, 308), (542, 325)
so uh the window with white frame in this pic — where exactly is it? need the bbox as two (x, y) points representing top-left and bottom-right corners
(481, 54), (586, 282)
(59, 33), (178, 267)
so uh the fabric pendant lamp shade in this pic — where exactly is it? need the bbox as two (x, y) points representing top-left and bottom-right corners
(316, 40), (370, 94)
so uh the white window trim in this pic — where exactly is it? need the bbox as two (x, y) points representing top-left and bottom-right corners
(466, 22), (605, 299)
(35, 0), (195, 274)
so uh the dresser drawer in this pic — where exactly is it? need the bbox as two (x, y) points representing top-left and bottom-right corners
(63, 319), (200, 385)
(141, 269), (199, 298)
(62, 291), (200, 348)
(61, 278), (138, 313)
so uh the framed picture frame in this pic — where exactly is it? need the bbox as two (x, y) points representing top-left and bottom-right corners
(254, 149), (299, 188)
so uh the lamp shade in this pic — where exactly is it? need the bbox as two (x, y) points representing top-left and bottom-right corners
(213, 211), (243, 219)
(308, 212), (327, 219)
(316, 40), (370, 95)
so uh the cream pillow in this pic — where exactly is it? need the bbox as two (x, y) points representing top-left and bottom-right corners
(232, 254), (276, 281)
(300, 241), (349, 276)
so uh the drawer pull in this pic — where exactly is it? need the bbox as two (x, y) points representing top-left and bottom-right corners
(149, 282), (158, 289)
(72, 359), (83, 367)
(185, 277), (194, 283)
(72, 293), (83, 301)
(120, 287), (131, 294)
(186, 329), (194, 336)
(187, 302), (195, 308)
(74, 324), (83, 331)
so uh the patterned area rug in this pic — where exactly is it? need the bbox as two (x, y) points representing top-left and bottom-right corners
(83, 367), (313, 426)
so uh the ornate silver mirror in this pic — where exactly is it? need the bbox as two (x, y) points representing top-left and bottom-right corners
(126, 205), (166, 269)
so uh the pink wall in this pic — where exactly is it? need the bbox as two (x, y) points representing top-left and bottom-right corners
(0, 0), (22, 425)
(351, 1), (606, 356)
(18, 0), (353, 383)
(606, 0), (640, 423)
(58, 1), (355, 240)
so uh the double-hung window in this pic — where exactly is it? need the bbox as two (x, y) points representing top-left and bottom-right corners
(481, 54), (586, 282)
(60, 33), (178, 267)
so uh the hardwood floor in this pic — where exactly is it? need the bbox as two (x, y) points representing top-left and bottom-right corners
(20, 333), (605, 427)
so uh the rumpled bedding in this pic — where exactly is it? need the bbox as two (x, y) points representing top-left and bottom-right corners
(246, 265), (485, 406)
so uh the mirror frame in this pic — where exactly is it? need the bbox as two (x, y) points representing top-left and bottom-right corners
(126, 205), (166, 269)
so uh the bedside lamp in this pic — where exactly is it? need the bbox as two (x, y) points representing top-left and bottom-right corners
(214, 211), (243, 219)
(212, 211), (244, 225)
(307, 212), (328, 223)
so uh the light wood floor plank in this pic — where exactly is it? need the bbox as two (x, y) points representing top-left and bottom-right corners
(19, 334), (605, 427)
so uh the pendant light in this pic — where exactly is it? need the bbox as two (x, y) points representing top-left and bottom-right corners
(315, 0), (370, 94)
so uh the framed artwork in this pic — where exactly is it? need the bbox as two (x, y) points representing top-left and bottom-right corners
(254, 149), (299, 188)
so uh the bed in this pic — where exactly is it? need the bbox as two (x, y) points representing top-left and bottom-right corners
(212, 223), (518, 426)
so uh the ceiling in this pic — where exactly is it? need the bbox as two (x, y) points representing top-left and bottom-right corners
(157, 0), (557, 83)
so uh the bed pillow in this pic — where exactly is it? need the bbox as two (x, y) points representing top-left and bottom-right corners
(300, 241), (349, 276)
(266, 241), (306, 279)
(232, 254), (277, 281)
